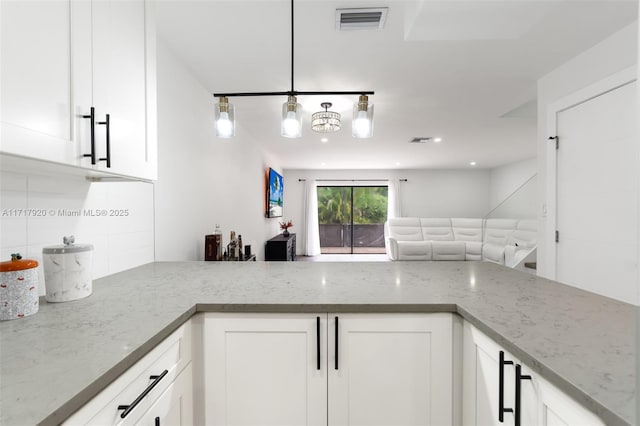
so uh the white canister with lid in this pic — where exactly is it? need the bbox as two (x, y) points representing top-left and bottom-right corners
(43, 236), (93, 302)
(0, 254), (39, 320)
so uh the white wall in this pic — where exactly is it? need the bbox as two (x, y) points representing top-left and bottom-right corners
(537, 22), (638, 280)
(489, 157), (536, 210)
(284, 168), (491, 254)
(0, 170), (154, 296)
(154, 41), (281, 261)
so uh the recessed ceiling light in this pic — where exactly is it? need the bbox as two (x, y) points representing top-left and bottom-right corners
(321, 162), (326, 166)
(433, 137), (442, 143)
(469, 161), (477, 166)
(321, 138), (328, 143)
(395, 162), (401, 166)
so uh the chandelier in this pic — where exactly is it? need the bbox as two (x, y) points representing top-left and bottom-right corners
(311, 103), (341, 133)
(213, 0), (374, 139)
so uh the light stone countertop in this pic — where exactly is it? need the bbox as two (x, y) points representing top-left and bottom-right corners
(0, 261), (635, 425)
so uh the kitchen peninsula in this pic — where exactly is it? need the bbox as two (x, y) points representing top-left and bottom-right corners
(0, 261), (635, 425)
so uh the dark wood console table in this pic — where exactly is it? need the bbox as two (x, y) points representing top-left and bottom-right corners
(265, 233), (296, 261)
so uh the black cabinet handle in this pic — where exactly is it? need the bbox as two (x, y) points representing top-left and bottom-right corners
(155, 416), (160, 426)
(334, 316), (339, 370)
(499, 351), (514, 422)
(316, 316), (321, 370)
(82, 107), (96, 165)
(97, 114), (111, 168)
(117, 369), (168, 418)
(515, 364), (532, 426)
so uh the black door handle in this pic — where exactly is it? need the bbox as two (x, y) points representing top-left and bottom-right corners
(515, 364), (532, 426)
(117, 369), (168, 418)
(155, 416), (160, 426)
(334, 316), (339, 370)
(316, 316), (321, 370)
(97, 114), (111, 168)
(82, 107), (96, 165)
(499, 351), (514, 422)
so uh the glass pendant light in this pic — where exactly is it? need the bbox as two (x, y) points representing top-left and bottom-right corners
(352, 95), (374, 138)
(281, 95), (302, 138)
(214, 96), (235, 138)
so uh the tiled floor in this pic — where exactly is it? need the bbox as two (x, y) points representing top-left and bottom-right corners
(298, 254), (390, 262)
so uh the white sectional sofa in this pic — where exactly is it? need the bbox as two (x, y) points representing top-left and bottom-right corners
(384, 217), (536, 267)
(504, 219), (537, 270)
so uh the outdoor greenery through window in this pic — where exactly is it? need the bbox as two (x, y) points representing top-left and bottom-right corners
(317, 186), (388, 254)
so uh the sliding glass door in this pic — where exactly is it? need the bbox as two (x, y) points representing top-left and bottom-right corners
(317, 186), (388, 254)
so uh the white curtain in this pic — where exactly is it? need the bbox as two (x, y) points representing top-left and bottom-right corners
(304, 179), (321, 256)
(387, 179), (401, 219)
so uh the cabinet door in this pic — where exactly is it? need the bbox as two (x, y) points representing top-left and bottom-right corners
(204, 313), (327, 426)
(463, 323), (540, 426)
(134, 363), (193, 426)
(535, 376), (604, 426)
(0, 0), (88, 165)
(463, 322), (515, 426)
(91, 0), (157, 180)
(328, 313), (453, 426)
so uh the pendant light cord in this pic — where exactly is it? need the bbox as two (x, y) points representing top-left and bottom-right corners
(213, 0), (373, 99)
(291, 0), (295, 93)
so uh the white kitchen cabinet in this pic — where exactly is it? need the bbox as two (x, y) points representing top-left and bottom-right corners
(328, 313), (453, 425)
(63, 320), (192, 425)
(204, 313), (327, 426)
(203, 312), (454, 426)
(134, 363), (193, 426)
(536, 375), (605, 426)
(462, 322), (603, 426)
(0, 0), (80, 165)
(0, 0), (157, 181)
(89, 0), (157, 180)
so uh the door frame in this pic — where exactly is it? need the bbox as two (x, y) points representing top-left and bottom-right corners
(545, 66), (637, 280)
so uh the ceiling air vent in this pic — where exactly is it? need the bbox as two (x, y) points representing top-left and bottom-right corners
(410, 137), (433, 144)
(336, 8), (388, 31)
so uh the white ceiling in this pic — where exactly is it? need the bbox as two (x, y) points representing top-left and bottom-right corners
(155, 0), (637, 170)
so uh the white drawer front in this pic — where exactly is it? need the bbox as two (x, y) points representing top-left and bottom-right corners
(64, 320), (192, 425)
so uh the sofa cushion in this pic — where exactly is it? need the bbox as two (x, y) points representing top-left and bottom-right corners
(483, 243), (506, 264)
(431, 241), (465, 260)
(484, 219), (518, 245)
(505, 220), (538, 268)
(420, 218), (454, 241)
(396, 241), (432, 260)
(452, 218), (483, 260)
(464, 241), (483, 261)
(508, 219), (537, 248)
(386, 217), (423, 241)
(451, 218), (483, 241)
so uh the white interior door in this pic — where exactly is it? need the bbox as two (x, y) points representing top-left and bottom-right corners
(555, 80), (637, 303)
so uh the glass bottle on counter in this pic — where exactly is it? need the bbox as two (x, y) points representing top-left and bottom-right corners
(214, 224), (223, 260)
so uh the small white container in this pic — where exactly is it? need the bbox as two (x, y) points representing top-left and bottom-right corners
(43, 236), (93, 303)
(0, 254), (39, 320)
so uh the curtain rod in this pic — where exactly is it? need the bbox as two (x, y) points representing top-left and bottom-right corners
(298, 179), (407, 182)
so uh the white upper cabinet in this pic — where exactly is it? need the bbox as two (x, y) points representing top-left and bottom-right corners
(89, 0), (157, 180)
(1, 0), (78, 164)
(0, 0), (157, 181)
